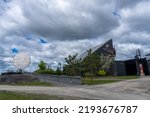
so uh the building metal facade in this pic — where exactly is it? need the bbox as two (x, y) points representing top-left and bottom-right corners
(78, 39), (116, 59)
(79, 39), (150, 76)
(115, 58), (150, 76)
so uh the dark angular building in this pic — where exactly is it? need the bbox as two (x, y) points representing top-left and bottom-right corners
(115, 58), (150, 76)
(78, 39), (150, 76)
(78, 39), (116, 59)
(114, 61), (126, 76)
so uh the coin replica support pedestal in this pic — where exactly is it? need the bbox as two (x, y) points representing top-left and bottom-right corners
(16, 68), (23, 74)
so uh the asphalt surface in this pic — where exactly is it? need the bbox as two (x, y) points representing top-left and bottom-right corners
(0, 77), (150, 100)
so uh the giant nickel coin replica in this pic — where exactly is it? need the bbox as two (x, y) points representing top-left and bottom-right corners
(13, 53), (31, 70)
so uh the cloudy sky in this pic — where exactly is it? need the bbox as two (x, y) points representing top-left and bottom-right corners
(0, 0), (150, 73)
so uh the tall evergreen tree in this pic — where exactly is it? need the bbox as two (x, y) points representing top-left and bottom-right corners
(63, 54), (82, 76)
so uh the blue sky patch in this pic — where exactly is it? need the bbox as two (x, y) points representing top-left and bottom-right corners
(12, 48), (19, 54)
(39, 37), (48, 44)
(112, 11), (121, 19)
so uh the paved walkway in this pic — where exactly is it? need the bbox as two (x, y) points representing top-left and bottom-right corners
(0, 77), (150, 99)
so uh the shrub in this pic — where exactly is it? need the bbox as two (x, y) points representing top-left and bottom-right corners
(35, 69), (55, 74)
(84, 72), (95, 77)
(98, 70), (106, 76)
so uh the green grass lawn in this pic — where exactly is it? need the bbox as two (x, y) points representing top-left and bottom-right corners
(82, 79), (120, 85)
(82, 76), (138, 85)
(114, 76), (138, 79)
(0, 91), (82, 100)
(90, 76), (138, 79)
(0, 91), (64, 100)
(12, 81), (53, 87)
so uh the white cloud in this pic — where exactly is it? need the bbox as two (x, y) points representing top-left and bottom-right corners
(0, 0), (150, 73)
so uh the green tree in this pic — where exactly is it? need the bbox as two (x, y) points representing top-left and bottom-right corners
(82, 49), (114, 77)
(63, 53), (82, 76)
(55, 67), (61, 75)
(82, 49), (100, 79)
(63, 50), (114, 77)
(38, 60), (46, 70)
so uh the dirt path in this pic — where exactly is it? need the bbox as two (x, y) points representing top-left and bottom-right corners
(0, 77), (150, 100)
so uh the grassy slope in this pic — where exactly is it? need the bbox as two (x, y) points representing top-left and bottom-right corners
(12, 82), (53, 87)
(82, 76), (138, 85)
(97, 76), (138, 79)
(0, 91), (82, 100)
(0, 91), (63, 100)
(82, 80), (120, 85)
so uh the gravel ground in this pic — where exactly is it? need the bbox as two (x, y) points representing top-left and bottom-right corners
(0, 77), (150, 100)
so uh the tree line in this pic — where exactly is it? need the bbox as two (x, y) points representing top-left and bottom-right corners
(35, 49), (114, 77)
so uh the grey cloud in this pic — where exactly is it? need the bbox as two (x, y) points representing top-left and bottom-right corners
(121, 0), (150, 33)
(1, 0), (150, 73)
(115, 0), (145, 9)
(1, 0), (119, 40)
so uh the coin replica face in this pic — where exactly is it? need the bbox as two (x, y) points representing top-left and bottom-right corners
(13, 53), (31, 69)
